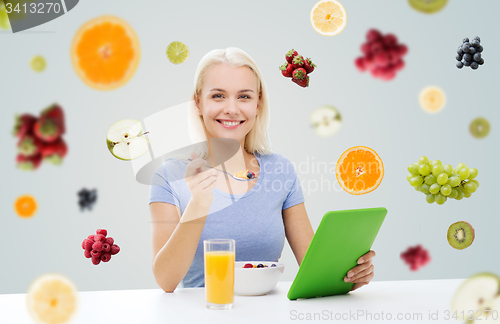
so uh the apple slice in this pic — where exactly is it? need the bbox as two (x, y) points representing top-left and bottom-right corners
(310, 105), (342, 137)
(106, 119), (149, 161)
(451, 273), (500, 322)
(480, 296), (500, 324)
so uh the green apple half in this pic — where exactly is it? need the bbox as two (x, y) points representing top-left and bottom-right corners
(106, 119), (149, 161)
(451, 273), (500, 323)
(310, 105), (342, 137)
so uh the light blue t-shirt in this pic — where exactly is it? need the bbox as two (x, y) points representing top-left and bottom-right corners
(149, 151), (304, 288)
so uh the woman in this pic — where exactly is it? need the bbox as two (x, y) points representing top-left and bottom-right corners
(149, 47), (375, 292)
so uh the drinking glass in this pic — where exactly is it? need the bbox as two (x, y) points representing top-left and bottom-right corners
(204, 239), (235, 310)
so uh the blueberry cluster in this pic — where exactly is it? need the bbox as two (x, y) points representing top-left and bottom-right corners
(78, 188), (97, 211)
(456, 37), (484, 70)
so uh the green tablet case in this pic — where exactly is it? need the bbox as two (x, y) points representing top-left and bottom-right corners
(287, 207), (387, 300)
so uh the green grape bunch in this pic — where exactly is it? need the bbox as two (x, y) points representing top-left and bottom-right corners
(407, 156), (479, 205)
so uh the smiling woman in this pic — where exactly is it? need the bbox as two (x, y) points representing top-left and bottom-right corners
(148, 47), (376, 293)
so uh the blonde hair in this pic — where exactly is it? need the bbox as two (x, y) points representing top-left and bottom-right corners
(184, 47), (273, 161)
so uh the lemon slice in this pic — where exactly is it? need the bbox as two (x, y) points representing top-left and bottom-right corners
(419, 86), (446, 113)
(166, 41), (189, 64)
(310, 0), (347, 37)
(27, 273), (79, 324)
(31, 56), (47, 72)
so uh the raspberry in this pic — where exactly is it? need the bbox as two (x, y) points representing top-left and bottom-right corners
(401, 245), (430, 271)
(243, 263), (253, 268)
(84, 239), (93, 251)
(102, 243), (111, 253)
(87, 234), (95, 241)
(81, 239), (86, 249)
(110, 244), (120, 255)
(91, 256), (101, 265)
(94, 234), (106, 242)
(101, 253), (112, 262)
(96, 229), (107, 237)
(84, 250), (92, 258)
(91, 250), (101, 258)
(92, 241), (103, 251)
(104, 237), (114, 245)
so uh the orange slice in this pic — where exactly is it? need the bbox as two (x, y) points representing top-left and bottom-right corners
(310, 0), (347, 37)
(71, 15), (140, 91)
(14, 195), (38, 218)
(336, 146), (384, 195)
(27, 273), (79, 324)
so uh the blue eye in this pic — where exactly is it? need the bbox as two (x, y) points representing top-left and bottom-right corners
(240, 95), (251, 99)
(212, 94), (223, 99)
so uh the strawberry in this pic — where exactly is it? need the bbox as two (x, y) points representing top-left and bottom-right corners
(44, 138), (68, 164)
(292, 67), (306, 80)
(292, 75), (309, 88)
(285, 49), (298, 63)
(34, 117), (61, 143)
(291, 55), (304, 69)
(17, 135), (42, 157)
(12, 114), (37, 138)
(303, 58), (316, 74)
(279, 63), (294, 78)
(41, 104), (65, 134)
(16, 153), (42, 171)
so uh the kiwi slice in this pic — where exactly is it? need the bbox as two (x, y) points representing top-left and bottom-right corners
(447, 221), (475, 250)
(470, 117), (490, 139)
(408, 0), (448, 14)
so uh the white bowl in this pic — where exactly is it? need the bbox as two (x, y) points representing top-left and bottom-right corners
(234, 261), (285, 296)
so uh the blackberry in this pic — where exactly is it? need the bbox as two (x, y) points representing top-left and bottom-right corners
(78, 188), (98, 211)
(456, 61), (464, 69)
(470, 62), (479, 70)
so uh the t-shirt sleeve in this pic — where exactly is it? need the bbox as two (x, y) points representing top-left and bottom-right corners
(282, 159), (305, 210)
(149, 163), (181, 208)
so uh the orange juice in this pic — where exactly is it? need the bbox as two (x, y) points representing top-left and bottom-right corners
(204, 251), (235, 305)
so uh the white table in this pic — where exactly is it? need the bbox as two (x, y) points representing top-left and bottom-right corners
(0, 279), (464, 323)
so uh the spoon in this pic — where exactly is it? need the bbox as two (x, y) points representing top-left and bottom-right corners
(187, 158), (258, 181)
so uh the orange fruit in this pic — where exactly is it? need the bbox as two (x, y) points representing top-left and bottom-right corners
(27, 273), (79, 324)
(14, 195), (38, 218)
(336, 146), (384, 195)
(71, 15), (140, 90)
(310, 0), (347, 37)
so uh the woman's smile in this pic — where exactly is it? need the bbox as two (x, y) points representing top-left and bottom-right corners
(216, 119), (246, 129)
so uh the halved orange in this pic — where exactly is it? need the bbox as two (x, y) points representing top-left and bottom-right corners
(310, 0), (347, 37)
(336, 146), (384, 195)
(71, 15), (140, 91)
(14, 195), (38, 218)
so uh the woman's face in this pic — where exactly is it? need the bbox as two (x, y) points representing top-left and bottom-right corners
(196, 63), (260, 146)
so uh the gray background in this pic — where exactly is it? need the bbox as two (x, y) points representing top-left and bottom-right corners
(1, 0), (498, 294)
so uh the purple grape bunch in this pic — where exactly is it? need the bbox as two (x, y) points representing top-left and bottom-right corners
(456, 37), (484, 70)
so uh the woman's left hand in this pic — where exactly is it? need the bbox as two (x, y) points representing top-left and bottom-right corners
(344, 250), (376, 291)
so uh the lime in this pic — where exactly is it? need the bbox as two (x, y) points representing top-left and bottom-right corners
(166, 41), (189, 64)
(0, 2), (10, 30)
(30, 55), (46, 72)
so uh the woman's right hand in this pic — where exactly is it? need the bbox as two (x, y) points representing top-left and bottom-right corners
(185, 152), (218, 209)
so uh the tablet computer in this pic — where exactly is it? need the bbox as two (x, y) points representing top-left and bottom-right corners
(287, 207), (387, 300)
